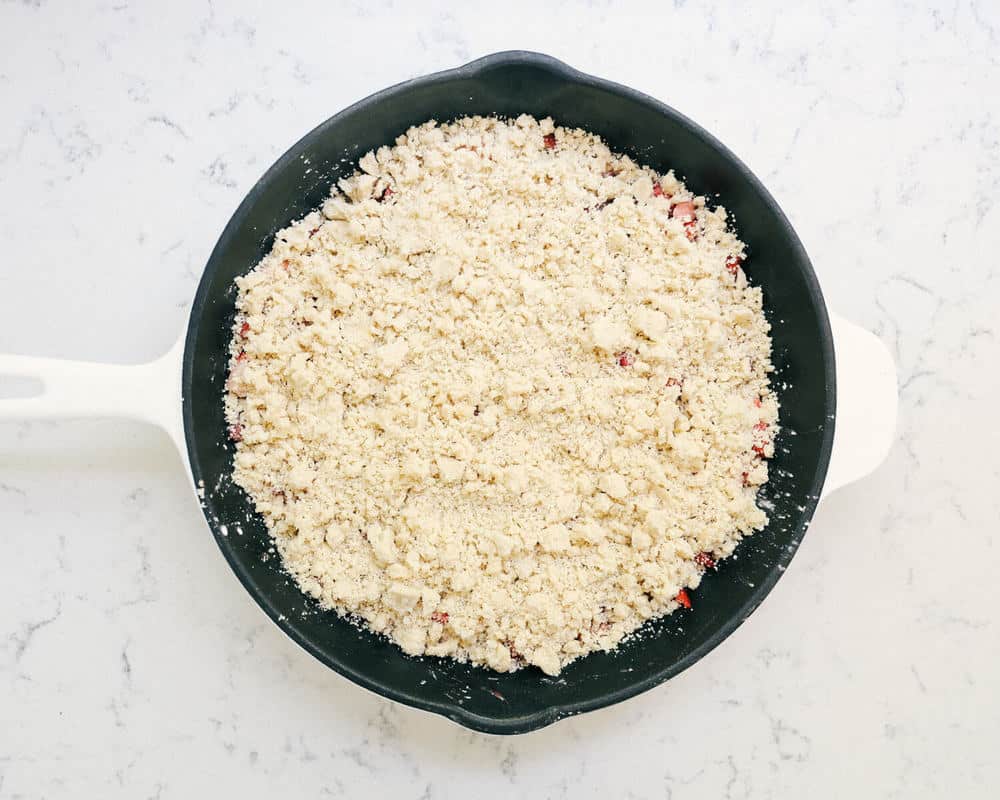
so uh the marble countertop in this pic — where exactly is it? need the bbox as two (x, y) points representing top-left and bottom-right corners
(1, 1), (997, 797)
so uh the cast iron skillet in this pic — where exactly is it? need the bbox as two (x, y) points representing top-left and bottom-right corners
(186, 51), (836, 733)
(2, 52), (842, 734)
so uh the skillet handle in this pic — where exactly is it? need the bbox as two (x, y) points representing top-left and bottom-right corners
(821, 312), (898, 499)
(0, 339), (185, 449)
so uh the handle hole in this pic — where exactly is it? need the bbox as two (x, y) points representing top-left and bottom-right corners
(0, 375), (44, 399)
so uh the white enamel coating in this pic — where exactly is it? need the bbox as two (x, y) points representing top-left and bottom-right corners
(821, 312), (898, 499)
(0, 314), (895, 498)
(0, 337), (189, 474)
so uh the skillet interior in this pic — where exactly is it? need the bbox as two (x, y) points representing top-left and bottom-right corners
(183, 51), (835, 734)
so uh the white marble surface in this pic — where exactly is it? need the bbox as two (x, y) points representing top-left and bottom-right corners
(1, 1), (997, 797)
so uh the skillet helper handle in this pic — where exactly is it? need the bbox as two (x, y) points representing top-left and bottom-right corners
(0, 340), (185, 446)
(821, 312), (898, 499)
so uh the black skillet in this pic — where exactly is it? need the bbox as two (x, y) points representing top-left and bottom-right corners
(4, 52), (892, 734)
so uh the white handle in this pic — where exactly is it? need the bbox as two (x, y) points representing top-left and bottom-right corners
(0, 338), (185, 449)
(822, 312), (898, 498)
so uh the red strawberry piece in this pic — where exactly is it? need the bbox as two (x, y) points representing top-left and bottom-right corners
(684, 220), (698, 241)
(652, 183), (664, 197)
(281, 259), (291, 271)
(753, 397), (762, 408)
(239, 321), (250, 337)
(227, 423), (243, 442)
(431, 611), (449, 625)
(752, 420), (770, 456)
(695, 552), (716, 570)
(741, 471), (750, 486)
(236, 350), (247, 363)
(675, 588), (692, 609)
(543, 133), (556, 149)
(378, 185), (394, 202)
(671, 201), (696, 220)
(617, 351), (635, 367)
(726, 256), (743, 276)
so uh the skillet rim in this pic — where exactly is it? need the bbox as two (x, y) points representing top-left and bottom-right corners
(182, 50), (837, 735)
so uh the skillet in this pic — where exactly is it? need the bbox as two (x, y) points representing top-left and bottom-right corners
(0, 51), (896, 734)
